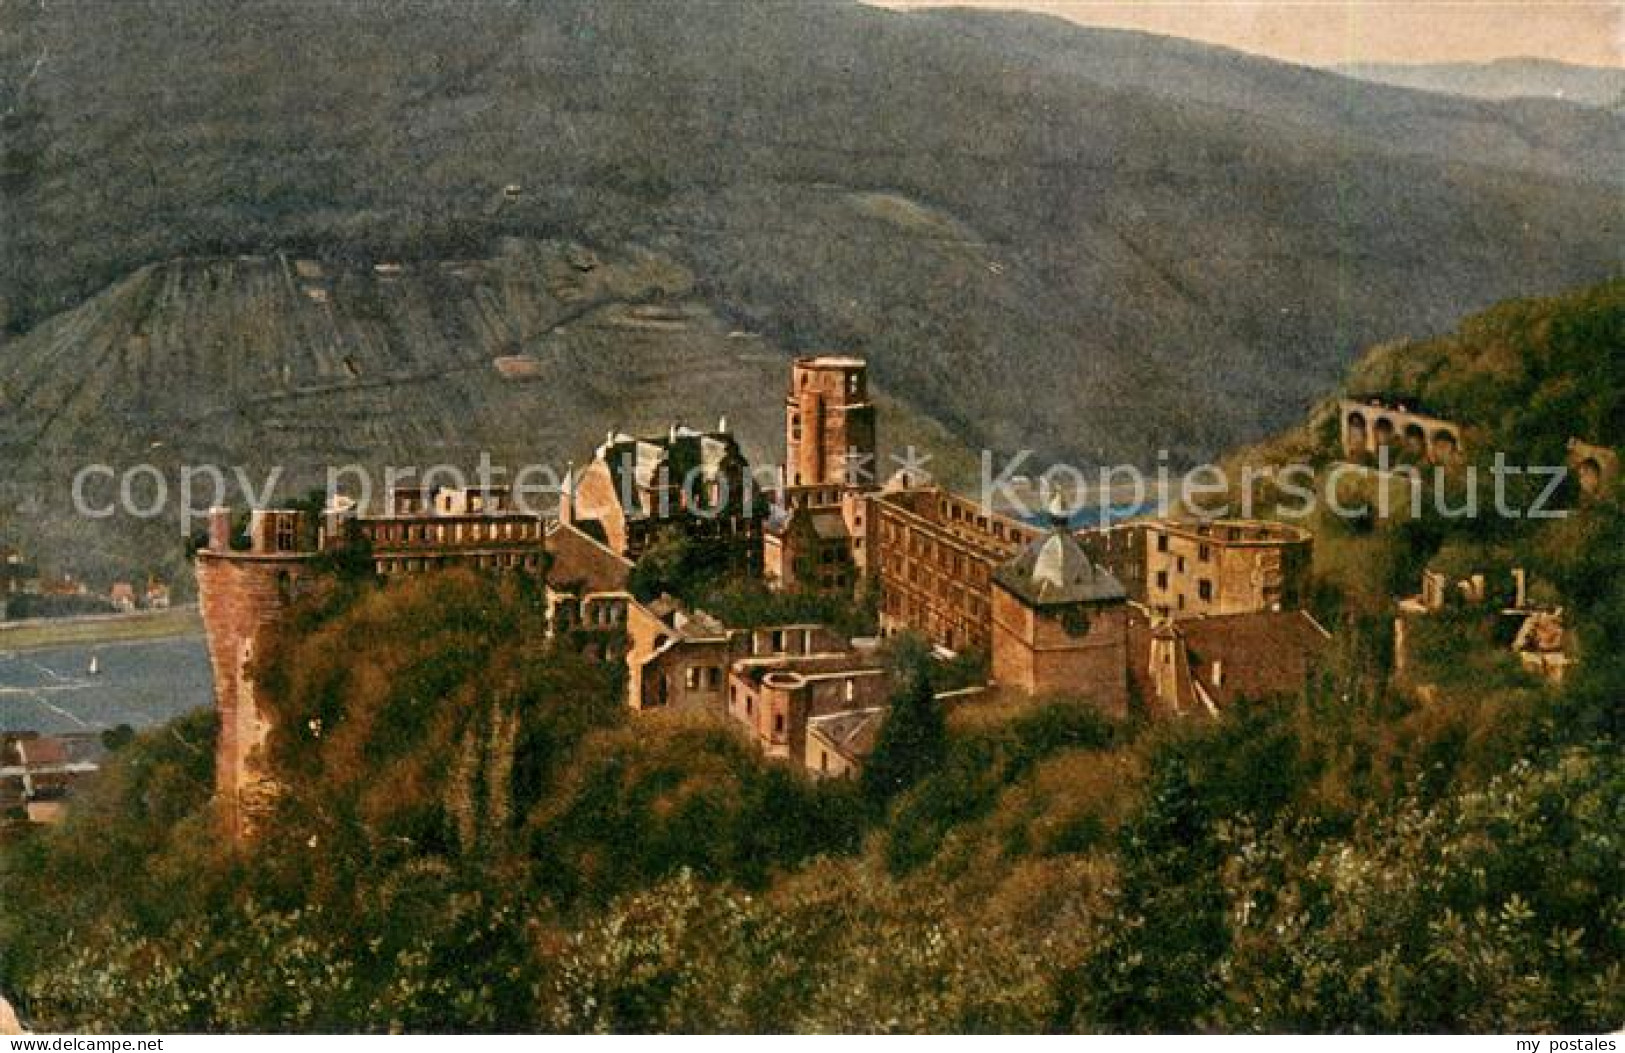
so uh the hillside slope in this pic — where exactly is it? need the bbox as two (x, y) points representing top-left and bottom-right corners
(0, 238), (963, 582)
(917, 11), (1624, 183)
(1336, 58), (1625, 111)
(0, 0), (1620, 531)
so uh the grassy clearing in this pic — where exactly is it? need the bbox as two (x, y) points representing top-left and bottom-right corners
(0, 606), (202, 653)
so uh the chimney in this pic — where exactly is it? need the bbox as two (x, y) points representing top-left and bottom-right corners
(249, 509), (274, 553)
(322, 495), (356, 551)
(717, 415), (729, 434)
(207, 507), (233, 552)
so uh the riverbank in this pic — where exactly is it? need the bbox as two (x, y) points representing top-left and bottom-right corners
(0, 606), (202, 653)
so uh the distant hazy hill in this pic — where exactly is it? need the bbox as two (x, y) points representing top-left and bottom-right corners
(1, 0), (1621, 576)
(1336, 58), (1625, 111)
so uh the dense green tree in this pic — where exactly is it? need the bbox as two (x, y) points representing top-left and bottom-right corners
(1061, 755), (1229, 1032)
(1218, 745), (1625, 1032)
(527, 716), (864, 908)
(862, 640), (947, 807)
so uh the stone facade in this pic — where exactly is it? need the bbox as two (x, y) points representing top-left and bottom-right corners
(763, 486), (870, 594)
(198, 352), (1338, 833)
(987, 503), (1130, 710)
(564, 421), (765, 571)
(199, 490), (576, 838)
(1129, 609), (1331, 718)
(785, 356), (875, 489)
(870, 484), (1040, 654)
(727, 646), (891, 764)
(625, 600), (732, 712)
(350, 486), (548, 576)
(990, 581), (1130, 711)
(1135, 519), (1312, 618)
(805, 706), (887, 779)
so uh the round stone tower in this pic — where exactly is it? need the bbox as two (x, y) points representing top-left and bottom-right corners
(195, 507), (319, 838)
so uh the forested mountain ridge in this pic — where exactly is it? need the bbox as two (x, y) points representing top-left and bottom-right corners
(0, 0), (1619, 533)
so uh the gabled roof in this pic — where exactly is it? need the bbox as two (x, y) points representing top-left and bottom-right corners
(807, 706), (888, 762)
(765, 505), (851, 542)
(546, 520), (633, 593)
(672, 607), (728, 640)
(1128, 609), (1331, 718)
(809, 508), (851, 540)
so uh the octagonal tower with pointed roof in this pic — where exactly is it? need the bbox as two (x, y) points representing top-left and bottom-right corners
(990, 493), (1130, 710)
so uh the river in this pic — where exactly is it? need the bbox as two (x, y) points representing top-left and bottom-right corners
(0, 635), (213, 736)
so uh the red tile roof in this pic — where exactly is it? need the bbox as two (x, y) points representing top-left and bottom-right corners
(546, 521), (633, 594)
(1129, 609), (1331, 718)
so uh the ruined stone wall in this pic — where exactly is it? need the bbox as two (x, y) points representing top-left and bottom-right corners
(1143, 520), (1311, 618)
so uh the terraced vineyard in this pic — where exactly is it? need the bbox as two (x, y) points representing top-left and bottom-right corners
(0, 238), (959, 583)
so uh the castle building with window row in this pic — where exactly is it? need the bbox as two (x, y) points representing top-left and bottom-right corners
(197, 353), (1328, 837)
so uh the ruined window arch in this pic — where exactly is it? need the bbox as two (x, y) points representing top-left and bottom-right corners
(1343, 410), (1370, 458)
(1578, 457), (1603, 494)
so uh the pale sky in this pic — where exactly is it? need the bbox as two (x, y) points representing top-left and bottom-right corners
(870, 1), (1625, 68)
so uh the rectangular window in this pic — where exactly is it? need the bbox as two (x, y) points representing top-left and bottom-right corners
(1198, 579), (1213, 602)
(1156, 532), (1169, 553)
(1156, 571), (1169, 591)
